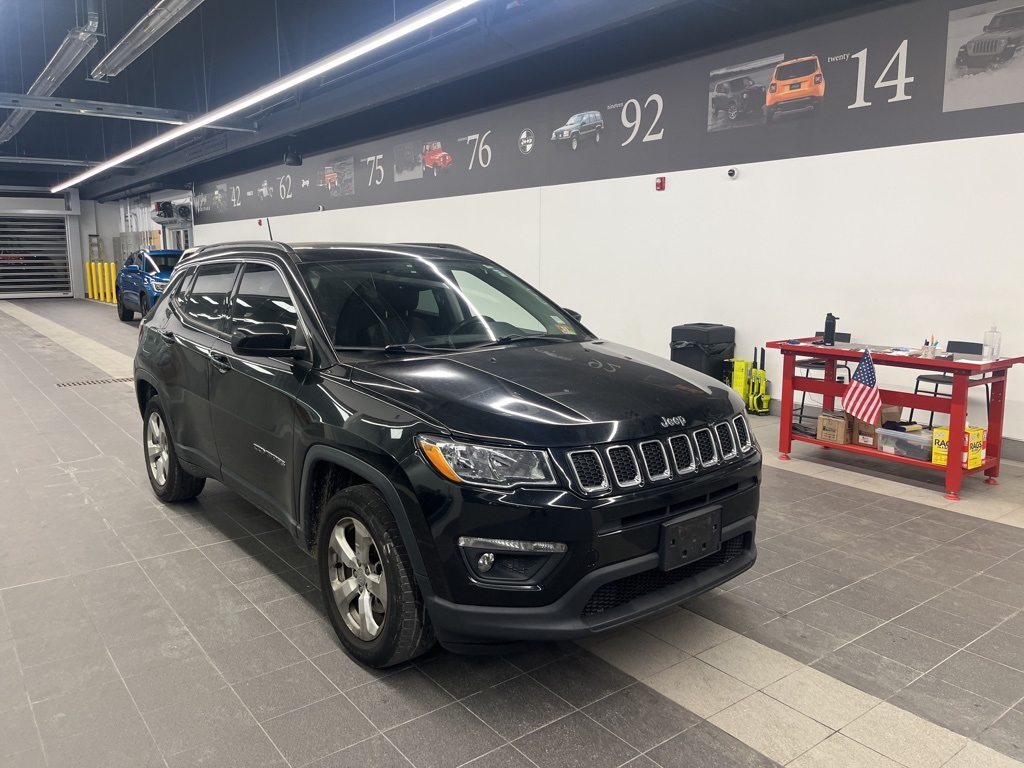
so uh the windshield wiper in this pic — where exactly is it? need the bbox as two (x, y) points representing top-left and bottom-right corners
(467, 334), (570, 349)
(383, 343), (447, 355)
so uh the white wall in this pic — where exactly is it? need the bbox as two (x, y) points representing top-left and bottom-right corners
(195, 134), (1024, 440)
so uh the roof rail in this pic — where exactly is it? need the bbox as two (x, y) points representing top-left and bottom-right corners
(392, 242), (474, 253)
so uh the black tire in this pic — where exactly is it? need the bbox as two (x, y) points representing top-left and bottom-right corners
(143, 396), (205, 502)
(117, 291), (134, 321)
(432, 165), (438, 178)
(728, 102), (739, 121)
(766, 108), (777, 123)
(595, 129), (601, 143)
(570, 134), (579, 151)
(318, 485), (434, 668)
(139, 293), (150, 317)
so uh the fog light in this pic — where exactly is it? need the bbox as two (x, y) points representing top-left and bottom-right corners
(477, 552), (495, 573)
(458, 536), (567, 553)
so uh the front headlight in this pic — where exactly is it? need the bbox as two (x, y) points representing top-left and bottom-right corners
(152, 282), (168, 293)
(418, 435), (556, 487)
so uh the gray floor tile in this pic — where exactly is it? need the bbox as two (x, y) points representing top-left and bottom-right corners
(769, 561), (856, 597)
(513, 711), (638, 768)
(957, 575), (1024, 608)
(860, 567), (951, 603)
(811, 644), (921, 700)
(386, 702), (505, 768)
(647, 720), (782, 768)
(312, 648), (400, 691)
(208, 630), (307, 684)
(460, 744), (537, 768)
(105, 621), (203, 677)
(582, 682), (700, 751)
(967, 628), (1024, 671)
(949, 530), (1024, 559)
(829, 581), (919, 621)
(889, 675), (1007, 739)
(853, 624), (958, 672)
(165, 724), (287, 768)
(33, 678), (142, 744)
(185, 605), (278, 650)
(731, 575), (817, 615)
(0, 706), (39, 759)
(744, 615), (847, 663)
(0, 643), (27, 714)
(893, 516), (971, 543)
(683, 589), (785, 633)
(892, 605), (991, 648)
(41, 720), (164, 768)
(124, 653), (228, 714)
(56, 529), (134, 574)
(996, 610), (1024, 639)
(283, 618), (345, 658)
(464, 673), (574, 741)
(985, 559), (1024, 586)
(503, 642), (576, 673)
(529, 650), (634, 708)
(260, 592), (326, 630)
(979, 709), (1024, 763)
(234, 568), (315, 605)
(0, 747), (46, 768)
(888, 556), (977, 588)
(20, 645), (120, 704)
(260, 694), (376, 767)
(143, 686), (257, 756)
(347, 668), (454, 730)
(927, 588), (1020, 626)
(930, 650), (1024, 705)
(914, 545), (1003, 574)
(787, 598), (883, 643)
(304, 734), (412, 768)
(416, 651), (519, 699)
(233, 660), (338, 722)
(803, 549), (885, 581)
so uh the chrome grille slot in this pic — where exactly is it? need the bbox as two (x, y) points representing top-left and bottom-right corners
(733, 415), (752, 452)
(606, 446), (642, 488)
(668, 434), (696, 475)
(639, 441), (671, 481)
(568, 450), (609, 492)
(969, 39), (1003, 55)
(693, 428), (719, 467)
(715, 422), (737, 460)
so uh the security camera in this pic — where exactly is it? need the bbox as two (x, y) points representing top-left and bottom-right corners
(316, 205), (324, 212)
(727, 168), (739, 180)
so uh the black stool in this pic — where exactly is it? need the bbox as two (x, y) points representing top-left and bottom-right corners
(908, 340), (990, 428)
(795, 332), (852, 426)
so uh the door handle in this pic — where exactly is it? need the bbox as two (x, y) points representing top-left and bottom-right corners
(158, 330), (175, 344)
(209, 352), (231, 373)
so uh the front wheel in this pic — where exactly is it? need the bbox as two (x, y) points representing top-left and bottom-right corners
(143, 396), (205, 502)
(570, 134), (579, 151)
(117, 291), (134, 321)
(595, 129), (601, 143)
(139, 293), (150, 317)
(318, 485), (434, 668)
(728, 102), (739, 121)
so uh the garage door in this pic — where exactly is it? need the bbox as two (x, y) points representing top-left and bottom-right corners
(0, 215), (72, 298)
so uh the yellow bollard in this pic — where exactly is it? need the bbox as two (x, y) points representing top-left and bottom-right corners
(107, 262), (117, 304)
(103, 262), (111, 303)
(86, 262), (94, 299)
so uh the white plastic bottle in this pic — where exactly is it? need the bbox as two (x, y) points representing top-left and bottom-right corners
(983, 326), (1001, 361)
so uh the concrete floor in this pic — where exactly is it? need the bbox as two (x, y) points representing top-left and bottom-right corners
(0, 298), (1023, 768)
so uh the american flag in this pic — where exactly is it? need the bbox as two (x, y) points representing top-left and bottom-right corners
(843, 350), (881, 424)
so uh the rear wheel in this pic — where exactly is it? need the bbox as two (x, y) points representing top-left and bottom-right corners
(139, 292), (150, 317)
(117, 291), (133, 321)
(318, 485), (434, 667)
(595, 129), (601, 143)
(143, 396), (205, 502)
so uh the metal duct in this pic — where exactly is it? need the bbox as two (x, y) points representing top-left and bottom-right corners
(0, 0), (101, 144)
(90, 0), (207, 80)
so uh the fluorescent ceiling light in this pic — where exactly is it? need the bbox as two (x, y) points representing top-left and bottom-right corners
(52, 0), (483, 193)
(91, 0), (207, 80)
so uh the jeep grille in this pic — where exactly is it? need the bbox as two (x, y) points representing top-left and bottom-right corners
(639, 441), (671, 481)
(568, 450), (609, 492)
(969, 39), (1006, 55)
(693, 428), (719, 467)
(715, 422), (737, 460)
(733, 415), (753, 452)
(668, 435), (696, 475)
(607, 446), (642, 488)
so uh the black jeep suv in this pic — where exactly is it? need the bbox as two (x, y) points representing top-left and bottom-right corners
(134, 242), (760, 667)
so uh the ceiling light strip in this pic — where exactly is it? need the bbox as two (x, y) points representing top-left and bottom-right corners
(52, 0), (483, 193)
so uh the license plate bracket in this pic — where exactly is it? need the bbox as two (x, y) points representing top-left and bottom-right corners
(659, 506), (722, 571)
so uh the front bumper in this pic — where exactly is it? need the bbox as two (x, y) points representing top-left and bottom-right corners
(424, 516), (756, 648)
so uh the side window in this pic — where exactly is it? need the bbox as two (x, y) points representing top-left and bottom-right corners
(181, 263), (237, 333)
(124, 254), (135, 268)
(171, 268), (196, 311)
(715, 84), (724, 94)
(227, 263), (298, 332)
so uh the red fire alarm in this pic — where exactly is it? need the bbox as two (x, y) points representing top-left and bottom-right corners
(655, 176), (666, 191)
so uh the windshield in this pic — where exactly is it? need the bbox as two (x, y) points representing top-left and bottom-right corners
(300, 257), (587, 350)
(991, 10), (1024, 28)
(775, 59), (819, 79)
(567, 114), (584, 125)
(146, 252), (182, 272)
(729, 77), (754, 89)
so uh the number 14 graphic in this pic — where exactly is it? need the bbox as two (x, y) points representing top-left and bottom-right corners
(849, 39), (915, 109)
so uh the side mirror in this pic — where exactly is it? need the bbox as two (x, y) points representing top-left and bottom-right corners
(563, 308), (582, 322)
(231, 323), (305, 358)
(125, 264), (141, 272)
(983, 24), (990, 31)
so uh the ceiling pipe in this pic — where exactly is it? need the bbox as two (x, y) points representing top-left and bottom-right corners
(90, 0), (207, 80)
(0, 0), (101, 144)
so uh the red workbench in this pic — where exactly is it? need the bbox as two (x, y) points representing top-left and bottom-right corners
(766, 338), (1024, 499)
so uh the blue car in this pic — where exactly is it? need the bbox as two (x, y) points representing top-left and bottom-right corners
(116, 249), (183, 321)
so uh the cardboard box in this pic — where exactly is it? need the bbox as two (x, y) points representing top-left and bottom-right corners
(817, 412), (853, 444)
(933, 425), (987, 469)
(853, 405), (902, 448)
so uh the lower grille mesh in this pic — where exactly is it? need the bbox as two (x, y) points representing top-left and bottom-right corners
(581, 535), (746, 617)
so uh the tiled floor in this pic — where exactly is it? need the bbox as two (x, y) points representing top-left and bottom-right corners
(1, 299), (1023, 768)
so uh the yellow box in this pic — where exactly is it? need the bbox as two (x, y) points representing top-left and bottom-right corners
(933, 425), (986, 469)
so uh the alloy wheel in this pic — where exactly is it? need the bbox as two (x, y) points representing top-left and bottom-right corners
(146, 411), (169, 486)
(328, 516), (388, 641)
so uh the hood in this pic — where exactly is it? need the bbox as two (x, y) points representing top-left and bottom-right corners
(151, 270), (173, 281)
(349, 340), (743, 447)
(973, 28), (1020, 42)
